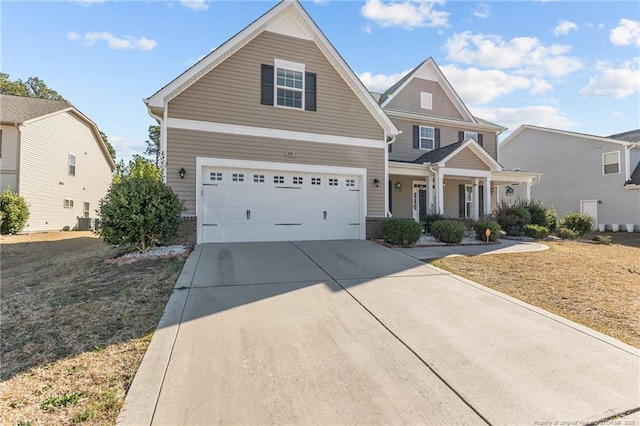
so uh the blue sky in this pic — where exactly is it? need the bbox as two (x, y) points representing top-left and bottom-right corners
(2, 0), (639, 163)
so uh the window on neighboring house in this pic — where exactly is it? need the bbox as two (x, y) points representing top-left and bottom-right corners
(261, 59), (316, 111)
(68, 154), (76, 176)
(420, 92), (432, 110)
(83, 202), (90, 218)
(603, 151), (620, 175)
(419, 126), (435, 150)
(64, 199), (74, 208)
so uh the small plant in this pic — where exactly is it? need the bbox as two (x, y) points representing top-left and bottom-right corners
(0, 188), (29, 234)
(493, 201), (531, 236)
(525, 224), (550, 239)
(559, 211), (592, 237)
(592, 235), (611, 245)
(430, 220), (465, 244)
(556, 227), (578, 240)
(41, 392), (82, 411)
(472, 220), (501, 242)
(424, 212), (446, 234)
(379, 218), (422, 247)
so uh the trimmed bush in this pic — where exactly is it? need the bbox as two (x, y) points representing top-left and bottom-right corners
(424, 212), (446, 234)
(556, 227), (578, 240)
(493, 201), (531, 236)
(525, 224), (550, 239)
(559, 211), (592, 237)
(430, 220), (465, 244)
(592, 235), (611, 245)
(472, 220), (501, 242)
(0, 188), (29, 235)
(544, 206), (558, 232)
(379, 218), (422, 247)
(96, 158), (184, 252)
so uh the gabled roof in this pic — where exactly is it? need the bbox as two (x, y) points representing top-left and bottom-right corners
(0, 94), (71, 124)
(413, 138), (502, 171)
(0, 94), (115, 171)
(412, 141), (463, 164)
(608, 129), (640, 143)
(145, 0), (398, 136)
(501, 124), (637, 148)
(378, 57), (476, 124)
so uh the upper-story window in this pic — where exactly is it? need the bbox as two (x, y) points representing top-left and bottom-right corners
(261, 59), (316, 111)
(603, 151), (620, 175)
(464, 131), (478, 141)
(420, 92), (432, 110)
(419, 126), (435, 150)
(68, 153), (76, 176)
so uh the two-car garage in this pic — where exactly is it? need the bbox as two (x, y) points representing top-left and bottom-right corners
(197, 158), (366, 243)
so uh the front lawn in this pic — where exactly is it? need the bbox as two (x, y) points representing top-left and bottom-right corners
(431, 236), (640, 347)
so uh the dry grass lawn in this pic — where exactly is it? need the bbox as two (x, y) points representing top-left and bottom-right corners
(431, 233), (640, 348)
(0, 231), (185, 425)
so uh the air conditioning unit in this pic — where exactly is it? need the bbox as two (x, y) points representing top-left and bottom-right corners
(77, 217), (93, 231)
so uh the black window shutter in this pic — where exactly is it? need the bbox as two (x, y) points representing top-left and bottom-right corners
(478, 134), (484, 146)
(388, 180), (393, 215)
(479, 185), (484, 217)
(435, 128), (441, 150)
(305, 72), (316, 111)
(261, 64), (274, 106)
(458, 131), (465, 142)
(413, 125), (419, 149)
(388, 142), (392, 153)
(458, 185), (465, 218)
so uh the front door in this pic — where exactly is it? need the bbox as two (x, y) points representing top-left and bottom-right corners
(412, 183), (427, 222)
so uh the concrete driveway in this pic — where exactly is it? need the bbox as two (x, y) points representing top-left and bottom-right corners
(118, 240), (639, 425)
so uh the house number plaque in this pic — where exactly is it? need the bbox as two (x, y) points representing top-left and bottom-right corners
(284, 150), (295, 158)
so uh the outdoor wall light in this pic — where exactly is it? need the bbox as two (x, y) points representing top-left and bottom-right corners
(373, 178), (380, 187)
(394, 182), (403, 190)
(178, 167), (186, 179)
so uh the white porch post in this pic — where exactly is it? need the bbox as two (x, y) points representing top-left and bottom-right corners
(484, 177), (491, 216)
(472, 178), (480, 219)
(427, 175), (435, 212)
(525, 182), (532, 201)
(436, 172), (444, 214)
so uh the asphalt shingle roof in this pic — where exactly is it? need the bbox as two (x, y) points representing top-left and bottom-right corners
(412, 141), (464, 164)
(608, 129), (640, 143)
(0, 94), (71, 124)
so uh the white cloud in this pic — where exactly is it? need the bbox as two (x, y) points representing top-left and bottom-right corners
(361, 0), (449, 29)
(362, 23), (373, 34)
(580, 58), (640, 99)
(110, 135), (147, 163)
(440, 64), (552, 104)
(472, 3), (489, 19)
(472, 105), (577, 136)
(180, 0), (208, 11)
(67, 31), (157, 51)
(610, 19), (640, 47)
(554, 20), (578, 36)
(444, 31), (583, 77)
(358, 69), (411, 93)
(69, 0), (105, 6)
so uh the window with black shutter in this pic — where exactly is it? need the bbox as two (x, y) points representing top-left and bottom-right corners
(261, 60), (317, 112)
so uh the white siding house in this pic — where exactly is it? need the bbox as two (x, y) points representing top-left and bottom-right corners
(500, 125), (640, 231)
(0, 95), (115, 232)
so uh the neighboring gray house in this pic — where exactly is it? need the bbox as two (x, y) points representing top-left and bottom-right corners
(500, 125), (640, 231)
(0, 94), (115, 232)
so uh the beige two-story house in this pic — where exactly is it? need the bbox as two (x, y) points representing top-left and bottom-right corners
(145, 0), (538, 244)
(0, 94), (115, 232)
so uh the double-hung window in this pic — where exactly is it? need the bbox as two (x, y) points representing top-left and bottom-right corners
(419, 126), (435, 150)
(275, 59), (304, 109)
(69, 154), (76, 176)
(464, 131), (478, 142)
(603, 151), (620, 175)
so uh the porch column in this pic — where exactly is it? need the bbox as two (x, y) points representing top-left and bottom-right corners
(484, 177), (492, 216)
(525, 182), (532, 201)
(472, 178), (480, 220)
(436, 172), (444, 214)
(427, 175), (435, 212)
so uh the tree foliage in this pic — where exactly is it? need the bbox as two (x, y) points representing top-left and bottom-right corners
(144, 125), (161, 167)
(99, 131), (116, 162)
(0, 73), (64, 100)
(96, 156), (183, 252)
(0, 188), (30, 235)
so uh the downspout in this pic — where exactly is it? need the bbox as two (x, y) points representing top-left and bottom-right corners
(15, 123), (22, 194)
(624, 142), (639, 183)
(385, 134), (394, 217)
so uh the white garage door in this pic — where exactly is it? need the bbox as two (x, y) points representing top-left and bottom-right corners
(201, 166), (362, 243)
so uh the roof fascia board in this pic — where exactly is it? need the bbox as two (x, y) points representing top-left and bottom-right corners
(436, 139), (502, 171)
(385, 109), (502, 132)
(501, 124), (633, 148)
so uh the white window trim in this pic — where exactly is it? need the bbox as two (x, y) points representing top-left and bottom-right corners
(464, 131), (478, 142)
(274, 58), (305, 110)
(602, 151), (620, 175)
(419, 126), (435, 151)
(69, 153), (76, 176)
(64, 198), (74, 208)
(420, 92), (432, 110)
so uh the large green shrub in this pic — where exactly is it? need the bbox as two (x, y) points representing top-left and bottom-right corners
(430, 220), (465, 244)
(424, 212), (446, 234)
(559, 211), (592, 237)
(0, 188), (29, 234)
(96, 158), (184, 252)
(493, 201), (531, 236)
(544, 206), (558, 232)
(472, 220), (501, 242)
(525, 224), (550, 239)
(379, 218), (422, 247)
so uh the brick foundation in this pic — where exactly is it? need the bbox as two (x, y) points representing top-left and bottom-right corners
(366, 216), (387, 240)
(166, 216), (197, 245)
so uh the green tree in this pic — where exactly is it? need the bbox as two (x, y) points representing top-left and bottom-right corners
(99, 131), (116, 162)
(144, 125), (161, 168)
(0, 188), (30, 235)
(0, 73), (64, 100)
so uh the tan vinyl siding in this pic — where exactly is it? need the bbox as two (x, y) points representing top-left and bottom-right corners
(168, 31), (383, 141)
(386, 78), (464, 121)
(167, 128), (385, 216)
(0, 124), (19, 191)
(445, 148), (490, 170)
(388, 175), (415, 218)
(20, 112), (112, 232)
(443, 178), (467, 218)
(388, 117), (498, 162)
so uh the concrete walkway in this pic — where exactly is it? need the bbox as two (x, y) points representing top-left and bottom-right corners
(397, 238), (550, 260)
(118, 240), (639, 425)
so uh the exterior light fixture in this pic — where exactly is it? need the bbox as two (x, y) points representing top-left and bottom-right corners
(394, 182), (403, 190)
(373, 178), (380, 187)
(178, 167), (186, 179)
